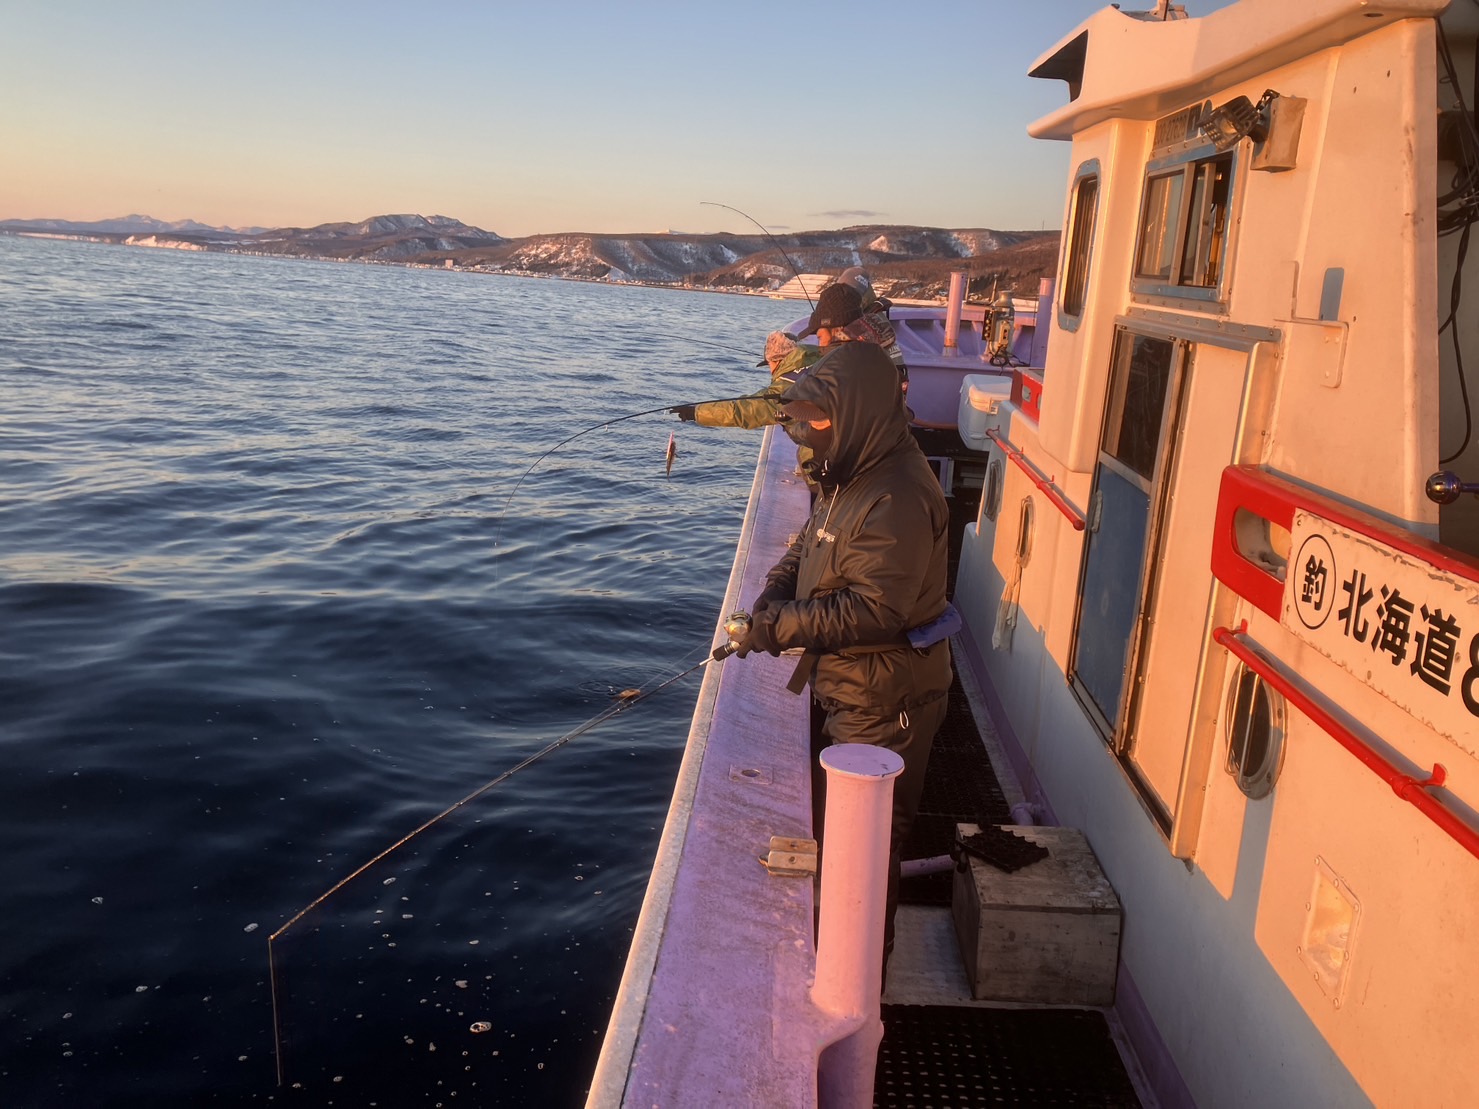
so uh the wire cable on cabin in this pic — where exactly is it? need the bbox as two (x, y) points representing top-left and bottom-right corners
(1436, 18), (1479, 464)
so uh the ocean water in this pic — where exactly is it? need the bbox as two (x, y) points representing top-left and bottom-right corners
(0, 235), (784, 1106)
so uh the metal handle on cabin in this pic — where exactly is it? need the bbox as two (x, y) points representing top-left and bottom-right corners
(1425, 470), (1479, 505)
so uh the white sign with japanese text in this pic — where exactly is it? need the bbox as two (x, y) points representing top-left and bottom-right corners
(1282, 510), (1479, 758)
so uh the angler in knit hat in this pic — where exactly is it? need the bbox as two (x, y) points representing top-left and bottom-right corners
(670, 284), (865, 428)
(794, 281), (866, 343)
(826, 268), (909, 392)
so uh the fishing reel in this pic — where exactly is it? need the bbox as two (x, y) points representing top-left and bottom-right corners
(711, 611), (753, 660)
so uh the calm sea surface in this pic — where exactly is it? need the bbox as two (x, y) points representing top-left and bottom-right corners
(0, 235), (783, 1106)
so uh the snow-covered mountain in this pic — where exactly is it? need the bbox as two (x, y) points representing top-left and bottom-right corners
(451, 225), (1057, 297)
(0, 214), (267, 235)
(0, 214), (1058, 298)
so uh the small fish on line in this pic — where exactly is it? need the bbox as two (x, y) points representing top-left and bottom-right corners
(665, 431), (677, 476)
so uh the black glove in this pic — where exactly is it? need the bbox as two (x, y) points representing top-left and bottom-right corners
(734, 614), (781, 659)
(671, 404), (697, 422)
(749, 583), (792, 617)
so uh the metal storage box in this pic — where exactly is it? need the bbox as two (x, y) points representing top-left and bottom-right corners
(951, 823), (1122, 1006)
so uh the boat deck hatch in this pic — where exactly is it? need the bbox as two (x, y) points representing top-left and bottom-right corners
(875, 1004), (1141, 1107)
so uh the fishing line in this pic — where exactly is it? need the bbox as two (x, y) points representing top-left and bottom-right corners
(267, 305), (795, 1081)
(493, 391), (790, 554)
(685, 334), (768, 360)
(701, 201), (815, 309)
(273, 327), (793, 1077)
(495, 404), (690, 529)
(268, 644), (718, 1086)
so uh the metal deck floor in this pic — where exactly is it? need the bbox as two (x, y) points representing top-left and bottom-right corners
(878, 904), (1144, 1108)
(876, 1003), (1141, 1108)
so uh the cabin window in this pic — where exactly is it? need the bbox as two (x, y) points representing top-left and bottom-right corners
(1059, 162), (1100, 326)
(1179, 156), (1233, 286)
(1134, 172), (1185, 281)
(1100, 332), (1174, 481)
(1069, 329), (1182, 739)
(1131, 143), (1239, 307)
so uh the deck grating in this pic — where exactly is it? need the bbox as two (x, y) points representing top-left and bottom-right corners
(901, 668), (1010, 908)
(917, 749), (1010, 815)
(875, 1005), (1142, 1107)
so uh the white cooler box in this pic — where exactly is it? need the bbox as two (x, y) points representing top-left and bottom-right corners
(958, 374), (1012, 450)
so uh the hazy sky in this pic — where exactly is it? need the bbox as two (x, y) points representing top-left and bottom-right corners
(2, 1), (1219, 237)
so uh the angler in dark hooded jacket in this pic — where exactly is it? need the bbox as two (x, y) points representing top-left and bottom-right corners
(733, 339), (952, 961)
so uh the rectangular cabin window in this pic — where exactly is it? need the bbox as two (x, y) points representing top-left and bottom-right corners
(1134, 172), (1184, 281)
(1177, 155), (1233, 287)
(1060, 170), (1099, 321)
(1131, 143), (1239, 308)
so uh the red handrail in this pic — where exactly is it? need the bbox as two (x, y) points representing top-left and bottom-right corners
(985, 429), (1086, 531)
(1213, 623), (1479, 862)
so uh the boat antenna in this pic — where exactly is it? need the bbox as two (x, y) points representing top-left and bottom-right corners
(267, 646), (717, 1086)
(701, 201), (815, 309)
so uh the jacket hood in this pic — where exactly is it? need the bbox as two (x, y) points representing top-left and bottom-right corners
(781, 341), (910, 484)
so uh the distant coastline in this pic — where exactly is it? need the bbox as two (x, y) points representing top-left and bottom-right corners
(1, 213), (1059, 303)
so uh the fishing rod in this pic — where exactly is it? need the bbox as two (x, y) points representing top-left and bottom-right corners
(496, 403), (683, 526)
(493, 390), (790, 541)
(266, 634), (746, 1086)
(701, 201), (815, 310)
(685, 334), (767, 360)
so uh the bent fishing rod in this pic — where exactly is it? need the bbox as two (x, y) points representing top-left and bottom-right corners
(494, 390), (789, 534)
(701, 201), (814, 309)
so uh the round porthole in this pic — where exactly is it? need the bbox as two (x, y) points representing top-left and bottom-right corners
(1224, 664), (1285, 799)
(984, 460), (1003, 522)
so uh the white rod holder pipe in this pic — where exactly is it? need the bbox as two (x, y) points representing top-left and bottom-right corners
(943, 270), (968, 351)
(812, 743), (904, 1109)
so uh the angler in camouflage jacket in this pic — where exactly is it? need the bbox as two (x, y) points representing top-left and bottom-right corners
(688, 335), (822, 429)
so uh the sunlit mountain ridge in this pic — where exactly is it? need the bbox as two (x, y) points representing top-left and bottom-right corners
(0, 213), (1058, 299)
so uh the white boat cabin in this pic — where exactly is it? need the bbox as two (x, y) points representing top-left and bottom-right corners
(955, 1), (1479, 1104)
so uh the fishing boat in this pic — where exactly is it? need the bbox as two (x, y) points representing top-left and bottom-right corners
(589, 0), (1479, 1104)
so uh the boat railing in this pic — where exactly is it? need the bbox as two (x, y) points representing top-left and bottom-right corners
(985, 428), (1086, 531)
(1212, 623), (1477, 861)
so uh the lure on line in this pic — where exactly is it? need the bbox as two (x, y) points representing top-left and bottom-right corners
(494, 391), (774, 540)
(665, 431), (677, 476)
